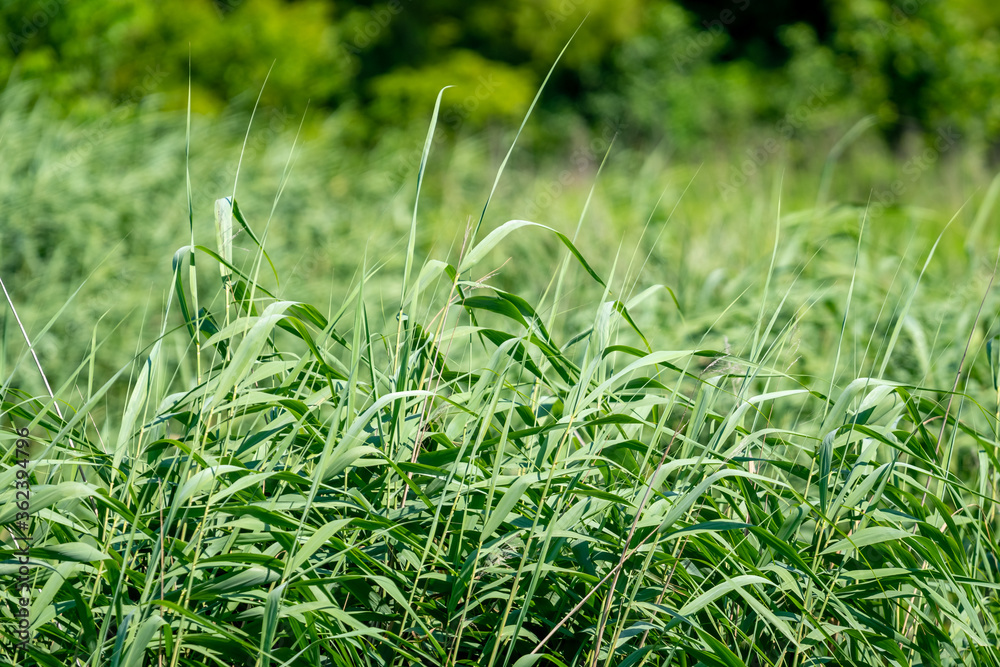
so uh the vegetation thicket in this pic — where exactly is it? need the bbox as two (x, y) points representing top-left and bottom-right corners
(2, 71), (1000, 664)
(3, 2), (1000, 665)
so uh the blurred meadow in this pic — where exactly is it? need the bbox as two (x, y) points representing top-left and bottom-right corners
(3, 1), (1000, 666)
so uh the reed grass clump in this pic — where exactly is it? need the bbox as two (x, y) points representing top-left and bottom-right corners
(2, 96), (1000, 667)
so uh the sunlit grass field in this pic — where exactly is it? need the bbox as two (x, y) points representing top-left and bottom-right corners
(2, 81), (1000, 665)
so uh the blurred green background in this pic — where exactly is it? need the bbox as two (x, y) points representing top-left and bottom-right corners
(3, 0), (1000, 409)
(5, 0), (1000, 147)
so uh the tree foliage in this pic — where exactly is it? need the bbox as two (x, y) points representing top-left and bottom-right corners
(3, 0), (1000, 148)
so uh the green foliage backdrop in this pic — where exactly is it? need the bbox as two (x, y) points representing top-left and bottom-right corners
(4, 0), (1000, 148)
